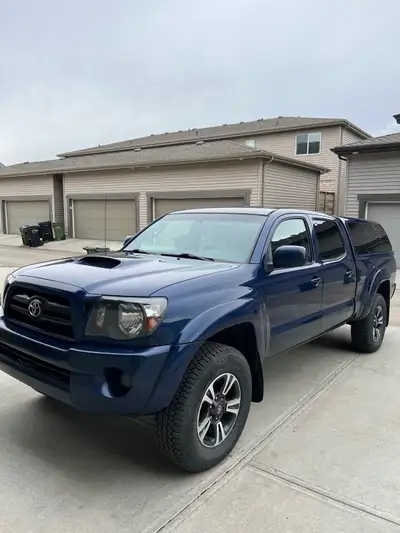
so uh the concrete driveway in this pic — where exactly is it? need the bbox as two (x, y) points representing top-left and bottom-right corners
(0, 243), (399, 532)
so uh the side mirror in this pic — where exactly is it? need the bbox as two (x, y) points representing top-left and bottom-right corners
(123, 235), (133, 248)
(273, 245), (306, 269)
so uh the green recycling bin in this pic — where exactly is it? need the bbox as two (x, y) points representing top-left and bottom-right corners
(52, 222), (65, 241)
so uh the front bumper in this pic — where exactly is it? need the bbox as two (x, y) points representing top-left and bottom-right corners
(0, 315), (198, 416)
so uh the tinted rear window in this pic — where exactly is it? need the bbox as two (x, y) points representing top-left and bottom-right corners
(346, 220), (392, 255)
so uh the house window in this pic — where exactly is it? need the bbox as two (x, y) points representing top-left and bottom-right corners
(296, 132), (321, 155)
(245, 139), (256, 148)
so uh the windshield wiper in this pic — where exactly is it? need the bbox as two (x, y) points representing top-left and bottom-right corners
(160, 252), (215, 262)
(125, 248), (151, 254)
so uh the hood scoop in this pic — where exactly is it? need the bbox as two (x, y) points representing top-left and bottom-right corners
(76, 255), (121, 269)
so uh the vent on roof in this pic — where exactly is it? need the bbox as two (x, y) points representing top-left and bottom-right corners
(196, 141), (204, 145)
(393, 113), (400, 124)
(134, 148), (141, 152)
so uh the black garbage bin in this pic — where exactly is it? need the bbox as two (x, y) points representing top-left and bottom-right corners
(26, 225), (41, 247)
(19, 225), (30, 246)
(38, 220), (53, 243)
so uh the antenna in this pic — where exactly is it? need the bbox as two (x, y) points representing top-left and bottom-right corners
(104, 196), (107, 253)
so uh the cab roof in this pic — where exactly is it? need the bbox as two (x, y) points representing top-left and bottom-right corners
(170, 207), (335, 218)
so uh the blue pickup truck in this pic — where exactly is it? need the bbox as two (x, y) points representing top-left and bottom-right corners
(0, 208), (396, 472)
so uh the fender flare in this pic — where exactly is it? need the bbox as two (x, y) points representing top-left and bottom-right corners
(177, 298), (267, 357)
(146, 299), (267, 412)
(359, 269), (390, 320)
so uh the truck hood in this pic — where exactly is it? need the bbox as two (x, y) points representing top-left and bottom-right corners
(15, 253), (239, 297)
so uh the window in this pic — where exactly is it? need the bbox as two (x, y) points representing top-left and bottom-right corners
(346, 220), (392, 255)
(296, 132), (321, 155)
(269, 218), (312, 264)
(245, 139), (256, 148)
(313, 219), (345, 261)
(124, 212), (267, 263)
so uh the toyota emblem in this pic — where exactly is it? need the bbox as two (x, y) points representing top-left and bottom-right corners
(28, 298), (42, 318)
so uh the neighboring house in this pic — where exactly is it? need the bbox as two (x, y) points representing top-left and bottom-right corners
(332, 113), (400, 260)
(0, 115), (369, 240)
(0, 140), (327, 239)
(60, 116), (370, 216)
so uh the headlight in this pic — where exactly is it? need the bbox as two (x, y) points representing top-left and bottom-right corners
(85, 297), (168, 340)
(1, 272), (16, 307)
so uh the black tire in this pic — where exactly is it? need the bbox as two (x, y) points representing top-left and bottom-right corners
(351, 293), (387, 353)
(156, 341), (252, 473)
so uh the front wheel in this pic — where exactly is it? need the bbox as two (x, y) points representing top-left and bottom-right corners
(351, 293), (387, 353)
(156, 342), (252, 473)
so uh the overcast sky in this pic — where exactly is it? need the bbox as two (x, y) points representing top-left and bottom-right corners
(1, 0), (399, 164)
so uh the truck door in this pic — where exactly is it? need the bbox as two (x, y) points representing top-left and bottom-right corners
(263, 216), (324, 355)
(312, 217), (356, 332)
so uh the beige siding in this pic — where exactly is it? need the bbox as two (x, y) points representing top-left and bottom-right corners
(63, 161), (261, 233)
(0, 175), (53, 232)
(249, 126), (340, 194)
(263, 161), (319, 211)
(337, 128), (363, 216)
(346, 152), (400, 217)
(53, 175), (64, 223)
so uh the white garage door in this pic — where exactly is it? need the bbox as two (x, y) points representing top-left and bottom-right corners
(6, 200), (50, 234)
(367, 202), (400, 260)
(153, 196), (246, 219)
(73, 199), (137, 241)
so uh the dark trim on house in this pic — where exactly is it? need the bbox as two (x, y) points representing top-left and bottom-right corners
(66, 193), (140, 238)
(357, 194), (400, 218)
(333, 143), (400, 156)
(147, 189), (252, 222)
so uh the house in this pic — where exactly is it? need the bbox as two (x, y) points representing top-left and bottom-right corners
(332, 113), (400, 260)
(0, 115), (368, 240)
(0, 140), (327, 239)
(59, 116), (370, 216)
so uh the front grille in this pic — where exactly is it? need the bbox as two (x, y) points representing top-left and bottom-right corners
(0, 341), (70, 390)
(4, 284), (74, 341)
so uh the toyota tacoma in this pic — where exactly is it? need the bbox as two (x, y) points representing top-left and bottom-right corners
(0, 208), (396, 472)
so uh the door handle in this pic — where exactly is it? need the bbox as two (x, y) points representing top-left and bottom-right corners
(311, 276), (321, 287)
(345, 270), (353, 278)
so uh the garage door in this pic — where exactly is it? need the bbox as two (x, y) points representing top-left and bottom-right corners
(153, 196), (246, 219)
(73, 199), (137, 241)
(367, 203), (400, 260)
(6, 200), (50, 234)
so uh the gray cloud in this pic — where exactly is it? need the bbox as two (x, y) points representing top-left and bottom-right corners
(1, 0), (400, 164)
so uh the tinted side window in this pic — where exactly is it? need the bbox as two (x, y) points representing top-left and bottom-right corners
(313, 219), (345, 261)
(270, 218), (312, 263)
(346, 220), (392, 254)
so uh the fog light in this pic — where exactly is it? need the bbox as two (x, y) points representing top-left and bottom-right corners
(102, 367), (132, 398)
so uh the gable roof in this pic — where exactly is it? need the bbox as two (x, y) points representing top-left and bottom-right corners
(332, 131), (400, 155)
(0, 140), (329, 178)
(58, 116), (370, 158)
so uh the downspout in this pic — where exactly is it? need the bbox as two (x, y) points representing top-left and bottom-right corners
(336, 127), (346, 215)
(259, 156), (274, 207)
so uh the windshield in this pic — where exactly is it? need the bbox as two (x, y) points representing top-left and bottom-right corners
(124, 213), (267, 263)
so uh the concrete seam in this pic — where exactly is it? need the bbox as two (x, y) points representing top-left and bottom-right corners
(148, 353), (359, 533)
(249, 462), (400, 528)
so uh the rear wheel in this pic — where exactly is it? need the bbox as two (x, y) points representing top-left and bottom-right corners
(156, 342), (252, 473)
(351, 293), (387, 353)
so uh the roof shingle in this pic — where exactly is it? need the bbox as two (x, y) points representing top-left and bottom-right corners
(332, 132), (400, 155)
(0, 140), (329, 178)
(58, 116), (370, 158)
